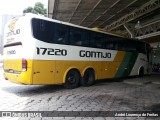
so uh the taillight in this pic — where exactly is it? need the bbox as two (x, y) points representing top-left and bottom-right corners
(22, 58), (27, 71)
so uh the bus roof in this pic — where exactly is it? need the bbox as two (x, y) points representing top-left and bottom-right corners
(21, 13), (147, 44)
(23, 13), (127, 38)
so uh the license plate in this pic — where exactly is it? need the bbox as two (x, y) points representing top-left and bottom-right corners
(9, 69), (14, 73)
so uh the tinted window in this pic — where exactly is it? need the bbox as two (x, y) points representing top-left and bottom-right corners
(32, 18), (145, 52)
(123, 40), (145, 53)
(117, 38), (126, 51)
(70, 27), (83, 46)
(82, 30), (90, 47)
(56, 24), (68, 44)
(93, 32), (105, 48)
(136, 41), (146, 54)
(124, 40), (137, 52)
(106, 36), (118, 50)
(32, 18), (55, 43)
(91, 32), (105, 48)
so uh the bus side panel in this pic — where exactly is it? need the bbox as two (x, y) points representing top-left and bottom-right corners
(112, 51), (126, 78)
(55, 60), (86, 84)
(55, 60), (103, 83)
(101, 62), (113, 79)
(84, 61), (103, 80)
(127, 52), (139, 76)
(55, 51), (127, 82)
(114, 52), (138, 78)
(114, 51), (127, 78)
(32, 60), (55, 84)
(130, 53), (148, 76)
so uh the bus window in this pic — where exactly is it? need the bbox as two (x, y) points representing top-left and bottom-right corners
(56, 24), (68, 44)
(95, 33), (105, 48)
(106, 36), (118, 50)
(91, 32), (105, 48)
(125, 41), (137, 52)
(82, 30), (90, 47)
(32, 18), (55, 43)
(136, 41), (146, 54)
(57, 30), (66, 44)
(117, 39), (125, 51)
(106, 42), (114, 49)
(70, 27), (82, 46)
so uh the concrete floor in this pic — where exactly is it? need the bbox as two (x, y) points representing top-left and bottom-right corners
(0, 68), (160, 120)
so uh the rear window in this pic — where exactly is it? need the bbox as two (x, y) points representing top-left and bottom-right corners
(32, 18), (55, 43)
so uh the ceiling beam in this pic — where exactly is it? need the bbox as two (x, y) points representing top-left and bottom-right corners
(52, 0), (59, 19)
(134, 19), (160, 39)
(136, 31), (160, 40)
(88, 0), (121, 27)
(116, 0), (138, 14)
(79, 0), (102, 25)
(68, 0), (82, 22)
(105, 0), (160, 30)
(48, 0), (56, 18)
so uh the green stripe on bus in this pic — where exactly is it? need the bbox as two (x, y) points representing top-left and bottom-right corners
(125, 52), (138, 76)
(115, 52), (138, 78)
(115, 52), (131, 78)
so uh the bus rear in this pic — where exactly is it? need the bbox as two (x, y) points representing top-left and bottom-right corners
(3, 15), (34, 84)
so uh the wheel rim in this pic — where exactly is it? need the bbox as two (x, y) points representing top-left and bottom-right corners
(66, 71), (79, 85)
(64, 70), (80, 89)
(67, 74), (76, 84)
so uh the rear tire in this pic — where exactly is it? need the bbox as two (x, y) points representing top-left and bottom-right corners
(81, 69), (95, 86)
(64, 69), (80, 89)
(139, 67), (144, 77)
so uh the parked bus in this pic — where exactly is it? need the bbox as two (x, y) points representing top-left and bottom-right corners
(3, 14), (151, 88)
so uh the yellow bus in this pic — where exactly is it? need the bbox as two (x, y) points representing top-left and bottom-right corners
(3, 14), (151, 88)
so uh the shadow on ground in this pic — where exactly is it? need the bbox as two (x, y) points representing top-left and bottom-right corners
(2, 84), (66, 97)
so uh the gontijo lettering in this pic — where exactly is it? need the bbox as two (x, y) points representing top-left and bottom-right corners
(79, 50), (111, 58)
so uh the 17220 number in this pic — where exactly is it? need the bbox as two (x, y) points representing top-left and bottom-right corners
(36, 47), (67, 56)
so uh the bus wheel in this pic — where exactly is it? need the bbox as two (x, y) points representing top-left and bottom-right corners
(139, 67), (144, 77)
(64, 69), (80, 89)
(81, 69), (95, 86)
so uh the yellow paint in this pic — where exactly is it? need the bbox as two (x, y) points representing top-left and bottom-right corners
(101, 62), (113, 79)
(3, 59), (22, 71)
(112, 51), (126, 77)
(3, 51), (126, 85)
(92, 27), (125, 37)
(3, 59), (33, 84)
(32, 60), (56, 84)
(55, 61), (84, 84)
(114, 51), (126, 62)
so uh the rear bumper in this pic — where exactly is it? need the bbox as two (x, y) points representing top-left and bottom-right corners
(3, 59), (33, 84)
(3, 71), (32, 85)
